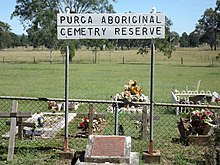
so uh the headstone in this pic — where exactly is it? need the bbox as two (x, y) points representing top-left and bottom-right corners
(80, 135), (139, 165)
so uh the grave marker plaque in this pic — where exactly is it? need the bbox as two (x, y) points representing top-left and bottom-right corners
(91, 136), (125, 156)
(84, 135), (131, 164)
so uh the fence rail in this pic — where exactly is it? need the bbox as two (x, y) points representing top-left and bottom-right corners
(1, 96), (220, 109)
(0, 96), (220, 164)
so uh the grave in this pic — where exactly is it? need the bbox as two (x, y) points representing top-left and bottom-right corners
(2, 112), (76, 139)
(25, 112), (76, 139)
(0, 100), (32, 161)
(171, 89), (213, 115)
(75, 106), (106, 138)
(76, 135), (139, 165)
(107, 80), (149, 114)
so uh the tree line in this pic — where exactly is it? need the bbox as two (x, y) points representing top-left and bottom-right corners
(0, 21), (27, 49)
(180, 1), (220, 50)
(0, 0), (219, 60)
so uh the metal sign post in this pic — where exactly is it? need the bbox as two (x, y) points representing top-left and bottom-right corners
(63, 6), (70, 152)
(149, 39), (155, 155)
(63, 41), (69, 152)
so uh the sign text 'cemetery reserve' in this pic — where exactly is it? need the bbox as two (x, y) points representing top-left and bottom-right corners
(57, 13), (165, 39)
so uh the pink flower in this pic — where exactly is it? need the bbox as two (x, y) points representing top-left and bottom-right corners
(195, 112), (200, 117)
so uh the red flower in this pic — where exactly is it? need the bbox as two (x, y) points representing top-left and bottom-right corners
(199, 116), (204, 121)
(79, 122), (84, 128)
(83, 117), (88, 122)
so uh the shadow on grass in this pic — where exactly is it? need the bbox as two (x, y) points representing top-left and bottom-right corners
(119, 62), (151, 65)
(172, 64), (220, 68)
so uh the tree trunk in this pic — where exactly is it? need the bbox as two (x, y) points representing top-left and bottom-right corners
(50, 48), (53, 64)
(94, 51), (97, 64)
(210, 44), (213, 50)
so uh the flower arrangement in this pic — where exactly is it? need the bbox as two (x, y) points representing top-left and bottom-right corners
(188, 109), (216, 135)
(115, 80), (148, 103)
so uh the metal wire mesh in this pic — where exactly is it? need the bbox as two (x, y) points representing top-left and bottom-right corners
(0, 97), (219, 164)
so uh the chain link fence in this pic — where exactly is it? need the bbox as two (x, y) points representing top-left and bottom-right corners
(0, 96), (219, 164)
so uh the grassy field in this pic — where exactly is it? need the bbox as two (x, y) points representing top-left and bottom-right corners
(0, 47), (220, 102)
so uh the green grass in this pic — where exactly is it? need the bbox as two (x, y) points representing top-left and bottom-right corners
(0, 55), (219, 102)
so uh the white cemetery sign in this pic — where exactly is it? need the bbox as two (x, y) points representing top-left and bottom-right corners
(57, 13), (165, 39)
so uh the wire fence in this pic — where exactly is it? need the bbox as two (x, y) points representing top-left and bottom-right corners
(0, 96), (220, 164)
(1, 49), (220, 66)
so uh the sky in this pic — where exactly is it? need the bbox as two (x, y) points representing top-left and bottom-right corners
(0, 0), (217, 35)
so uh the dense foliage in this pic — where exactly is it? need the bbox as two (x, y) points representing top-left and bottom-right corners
(1, 0), (220, 53)
(180, 0), (220, 50)
(0, 21), (21, 49)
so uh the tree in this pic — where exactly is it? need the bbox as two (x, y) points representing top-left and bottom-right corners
(60, 40), (75, 62)
(11, 0), (59, 63)
(19, 34), (28, 47)
(155, 16), (177, 58)
(189, 31), (199, 47)
(69, 0), (116, 13)
(196, 8), (219, 50)
(9, 32), (19, 48)
(68, 0), (117, 63)
(179, 32), (189, 47)
(0, 21), (14, 49)
(11, 0), (117, 61)
(26, 26), (44, 48)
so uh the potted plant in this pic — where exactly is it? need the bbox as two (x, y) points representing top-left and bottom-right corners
(178, 109), (217, 145)
(189, 109), (216, 135)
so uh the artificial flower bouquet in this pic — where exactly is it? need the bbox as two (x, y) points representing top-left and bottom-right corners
(115, 80), (148, 103)
(188, 109), (216, 135)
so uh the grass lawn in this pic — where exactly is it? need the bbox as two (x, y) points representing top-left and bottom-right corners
(0, 47), (220, 102)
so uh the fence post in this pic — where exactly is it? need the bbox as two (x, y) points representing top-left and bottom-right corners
(3, 57), (4, 63)
(63, 40), (69, 152)
(114, 99), (118, 135)
(142, 105), (148, 139)
(7, 100), (18, 161)
(149, 39), (155, 154)
(88, 104), (94, 135)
